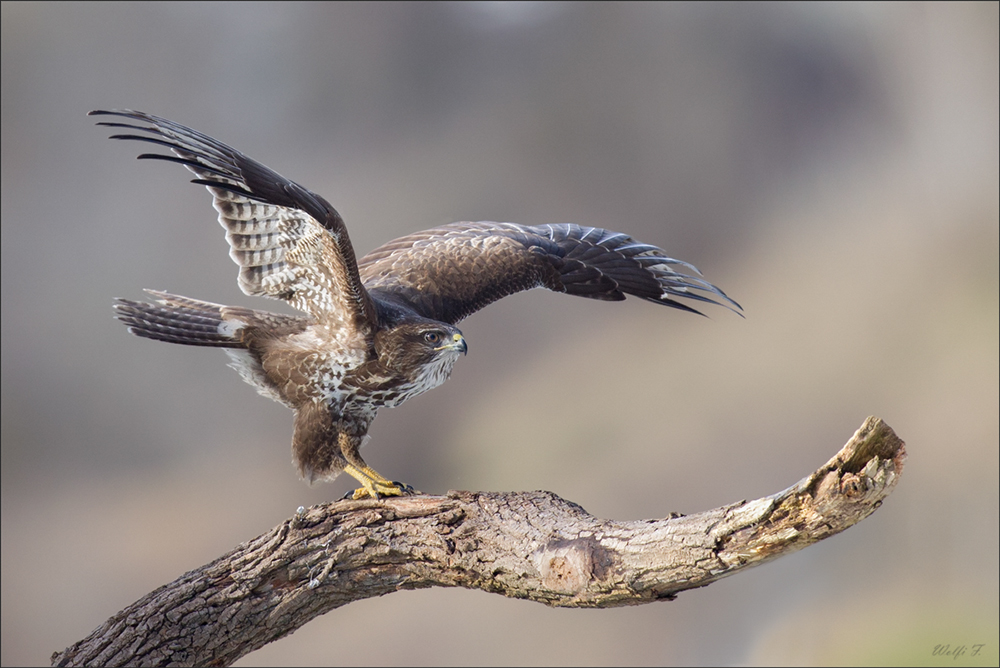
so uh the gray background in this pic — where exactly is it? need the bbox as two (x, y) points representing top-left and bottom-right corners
(2, 2), (997, 665)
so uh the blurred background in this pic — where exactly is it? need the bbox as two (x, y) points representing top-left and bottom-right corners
(2, 2), (997, 666)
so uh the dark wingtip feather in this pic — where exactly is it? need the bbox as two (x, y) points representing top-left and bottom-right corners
(661, 290), (744, 319)
(657, 298), (708, 317)
(90, 109), (156, 124)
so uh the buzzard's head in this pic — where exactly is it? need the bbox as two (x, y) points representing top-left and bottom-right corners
(374, 319), (467, 396)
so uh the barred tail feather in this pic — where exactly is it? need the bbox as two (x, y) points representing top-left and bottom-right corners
(114, 291), (246, 348)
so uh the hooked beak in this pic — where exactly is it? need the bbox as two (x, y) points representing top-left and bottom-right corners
(436, 332), (467, 355)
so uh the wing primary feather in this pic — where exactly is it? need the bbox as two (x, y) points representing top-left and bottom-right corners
(135, 153), (233, 179)
(188, 179), (260, 200)
(94, 120), (162, 132)
(651, 299), (707, 316)
(106, 133), (198, 154)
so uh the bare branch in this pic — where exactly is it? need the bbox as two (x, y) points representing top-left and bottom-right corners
(52, 416), (905, 667)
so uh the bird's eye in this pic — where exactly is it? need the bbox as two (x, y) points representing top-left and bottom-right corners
(424, 332), (442, 344)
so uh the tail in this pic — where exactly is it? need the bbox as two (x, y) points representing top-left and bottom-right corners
(114, 290), (248, 348)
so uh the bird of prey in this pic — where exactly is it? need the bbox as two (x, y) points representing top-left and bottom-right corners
(93, 109), (740, 499)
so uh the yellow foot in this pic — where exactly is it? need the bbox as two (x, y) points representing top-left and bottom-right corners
(348, 480), (416, 500)
(343, 463), (416, 499)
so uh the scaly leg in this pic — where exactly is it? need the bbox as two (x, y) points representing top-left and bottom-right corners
(338, 431), (414, 499)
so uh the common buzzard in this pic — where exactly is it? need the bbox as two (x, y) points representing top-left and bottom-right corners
(93, 110), (740, 499)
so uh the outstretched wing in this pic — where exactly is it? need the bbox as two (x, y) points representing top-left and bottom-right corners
(90, 110), (374, 328)
(358, 222), (741, 324)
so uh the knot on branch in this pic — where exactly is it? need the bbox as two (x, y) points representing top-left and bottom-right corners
(534, 537), (613, 595)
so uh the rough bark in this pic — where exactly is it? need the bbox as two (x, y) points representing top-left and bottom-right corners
(52, 416), (905, 667)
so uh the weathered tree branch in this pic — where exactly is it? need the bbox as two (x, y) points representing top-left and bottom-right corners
(52, 416), (905, 667)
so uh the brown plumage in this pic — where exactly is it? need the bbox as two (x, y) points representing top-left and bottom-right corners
(95, 109), (741, 498)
